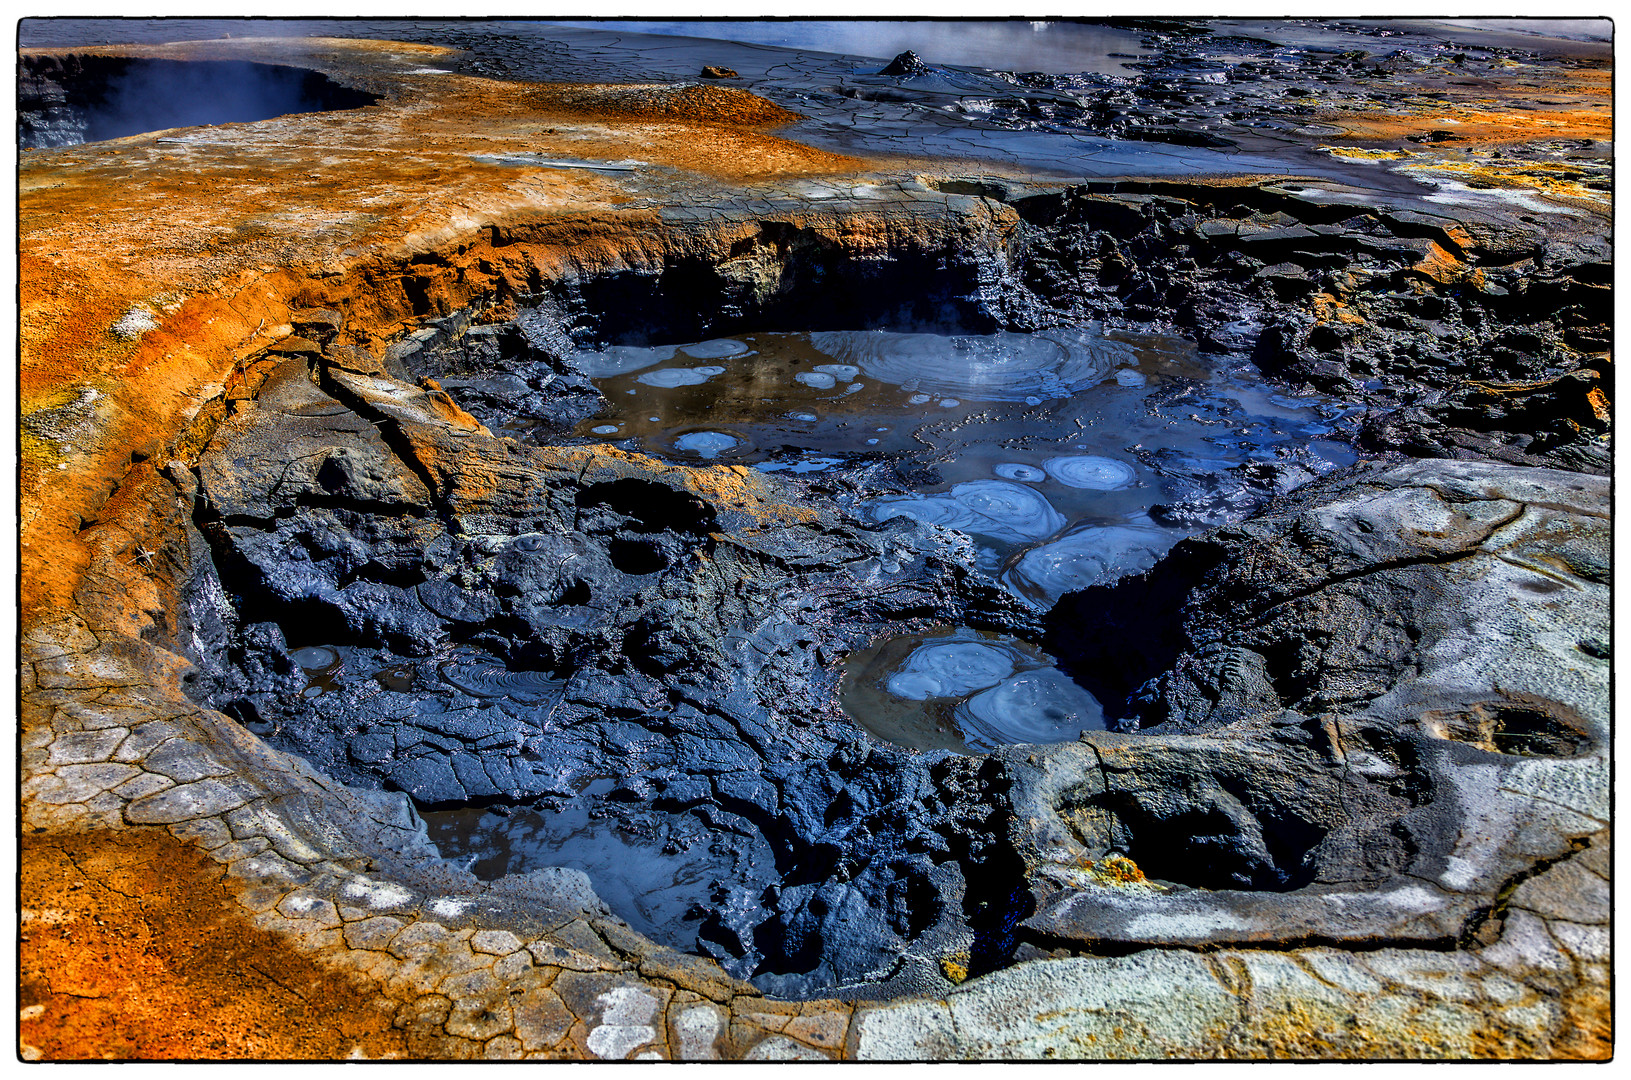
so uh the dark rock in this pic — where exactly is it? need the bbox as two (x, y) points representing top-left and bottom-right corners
(1022, 459), (1607, 951)
(1359, 367), (1610, 474)
(185, 357), (1032, 995)
(880, 51), (932, 78)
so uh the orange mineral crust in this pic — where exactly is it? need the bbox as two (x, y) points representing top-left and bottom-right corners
(19, 828), (410, 1061)
(1306, 54), (1611, 210)
(17, 36), (892, 624)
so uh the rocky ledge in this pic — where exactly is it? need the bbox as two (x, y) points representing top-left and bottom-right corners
(18, 23), (1610, 1061)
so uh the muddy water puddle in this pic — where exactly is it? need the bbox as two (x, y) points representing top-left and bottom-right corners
(422, 782), (778, 950)
(572, 326), (1357, 598)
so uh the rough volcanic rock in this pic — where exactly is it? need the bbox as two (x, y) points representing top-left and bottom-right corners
(184, 346), (1039, 999)
(1358, 367), (1611, 474)
(1025, 458), (1606, 953)
(880, 51), (932, 78)
(1008, 182), (1611, 471)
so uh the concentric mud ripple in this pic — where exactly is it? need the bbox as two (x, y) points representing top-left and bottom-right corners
(1041, 455), (1137, 490)
(577, 343), (678, 377)
(869, 480), (1065, 543)
(677, 338), (751, 360)
(671, 430), (743, 458)
(438, 659), (564, 703)
(885, 638), (1016, 700)
(956, 667), (1105, 751)
(637, 365), (726, 388)
(994, 462), (1048, 483)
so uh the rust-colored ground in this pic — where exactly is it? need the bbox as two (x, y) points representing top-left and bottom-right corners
(1311, 60), (1611, 207)
(17, 36), (885, 628)
(18, 828), (406, 1060)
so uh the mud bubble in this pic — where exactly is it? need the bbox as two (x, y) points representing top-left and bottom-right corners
(841, 626), (1105, 753)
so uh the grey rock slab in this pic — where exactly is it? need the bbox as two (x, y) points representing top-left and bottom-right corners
(1477, 909), (1574, 982)
(21, 616), (100, 660)
(198, 392), (432, 520)
(113, 720), (190, 762)
(32, 762), (141, 804)
(47, 727), (128, 764)
(1546, 920), (1609, 963)
(668, 1002), (727, 1061)
(125, 776), (257, 823)
(527, 938), (625, 974)
(1500, 755), (1609, 825)
(1025, 879), (1461, 950)
(34, 648), (148, 689)
(513, 988), (576, 1053)
(213, 838), (273, 863)
(851, 999), (959, 1060)
(276, 891), (343, 929)
(111, 771), (176, 800)
(140, 737), (236, 782)
(1354, 950), (1489, 1005)
(337, 873), (418, 912)
(344, 915), (408, 951)
(226, 850), (313, 887)
(55, 700), (160, 730)
(1508, 849), (1610, 924)
(744, 1036), (830, 1060)
(471, 929), (525, 956)
(941, 953), (1237, 1059)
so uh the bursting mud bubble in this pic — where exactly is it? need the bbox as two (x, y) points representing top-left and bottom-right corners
(17, 17), (1611, 1062)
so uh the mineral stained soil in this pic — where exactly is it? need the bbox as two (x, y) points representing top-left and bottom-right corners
(18, 17), (1611, 1061)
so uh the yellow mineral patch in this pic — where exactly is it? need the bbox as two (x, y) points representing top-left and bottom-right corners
(1319, 146), (1410, 161)
(1077, 854), (1161, 890)
(1311, 293), (1368, 326)
(1398, 158), (1610, 206)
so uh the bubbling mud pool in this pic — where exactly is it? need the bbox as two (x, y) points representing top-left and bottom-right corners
(416, 323), (1359, 944)
(213, 318), (1362, 987)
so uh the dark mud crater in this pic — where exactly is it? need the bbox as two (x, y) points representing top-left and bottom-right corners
(174, 175), (1607, 1000)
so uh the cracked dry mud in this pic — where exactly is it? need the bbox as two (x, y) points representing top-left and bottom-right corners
(19, 19), (1610, 1060)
